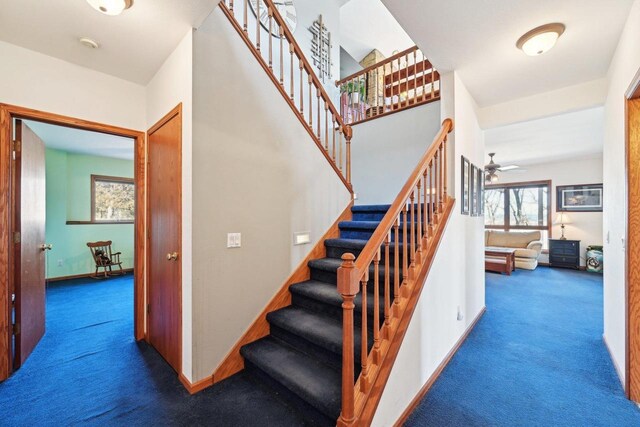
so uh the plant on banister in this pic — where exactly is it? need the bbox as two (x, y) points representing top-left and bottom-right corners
(219, 0), (353, 193)
(336, 46), (441, 126)
(337, 119), (454, 426)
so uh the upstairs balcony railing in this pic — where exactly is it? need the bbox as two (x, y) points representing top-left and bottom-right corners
(336, 46), (440, 126)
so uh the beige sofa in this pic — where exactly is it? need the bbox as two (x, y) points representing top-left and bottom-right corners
(485, 230), (543, 270)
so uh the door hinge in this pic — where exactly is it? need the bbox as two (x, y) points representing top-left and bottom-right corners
(12, 140), (20, 160)
(13, 231), (20, 244)
(12, 323), (20, 336)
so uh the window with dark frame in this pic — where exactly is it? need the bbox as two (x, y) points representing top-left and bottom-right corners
(484, 180), (552, 247)
(91, 175), (135, 223)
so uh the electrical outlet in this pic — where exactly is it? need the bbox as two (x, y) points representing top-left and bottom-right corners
(227, 233), (241, 248)
(57, 259), (63, 267)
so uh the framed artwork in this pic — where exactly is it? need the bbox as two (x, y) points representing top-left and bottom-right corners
(470, 164), (478, 216)
(556, 183), (603, 212)
(461, 156), (470, 215)
(477, 167), (484, 216)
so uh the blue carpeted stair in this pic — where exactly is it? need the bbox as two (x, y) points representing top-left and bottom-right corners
(239, 204), (396, 426)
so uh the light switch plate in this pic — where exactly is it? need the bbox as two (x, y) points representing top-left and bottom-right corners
(227, 233), (241, 248)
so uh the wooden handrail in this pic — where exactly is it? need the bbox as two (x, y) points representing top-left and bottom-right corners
(219, 0), (352, 192)
(337, 118), (454, 426)
(335, 45), (440, 126)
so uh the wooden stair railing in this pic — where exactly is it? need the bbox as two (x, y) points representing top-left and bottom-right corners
(336, 46), (440, 126)
(219, 0), (353, 192)
(337, 118), (454, 426)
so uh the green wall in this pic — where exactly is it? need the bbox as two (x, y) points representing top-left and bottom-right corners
(45, 148), (134, 279)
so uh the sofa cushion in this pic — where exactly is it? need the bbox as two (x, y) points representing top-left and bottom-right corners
(486, 230), (541, 249)
(514, 248), (540, 259)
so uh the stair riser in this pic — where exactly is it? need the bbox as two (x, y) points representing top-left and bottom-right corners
(352, 212), (387, 221)
(339, 229), (420, 241)
(290, 293), (382, 331)
(325, 245), (405, 264)
(310, 267), (403, 290)
(243, 359), (336, 426)
(270, 325), (343, 371)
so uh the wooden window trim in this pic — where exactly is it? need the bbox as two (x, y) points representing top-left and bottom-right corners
(90, 174), (135, 224)
(485, 179), (552, 238)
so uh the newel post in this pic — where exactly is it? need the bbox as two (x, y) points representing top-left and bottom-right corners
(345, 125), (353, 186)
(337, 253), (359, 427)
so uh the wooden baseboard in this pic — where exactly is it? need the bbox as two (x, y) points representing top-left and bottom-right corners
(393, 306), (487, 427)
(603, 334), (626, 393)
(211, 201), (354, 385)
(46, 268), (134, 282)
(179, 373), (214, 395)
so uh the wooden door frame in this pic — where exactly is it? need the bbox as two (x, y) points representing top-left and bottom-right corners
(626, 67), (640, 401)
(0, 104), (147, 381)
(146, 103), (182, 375)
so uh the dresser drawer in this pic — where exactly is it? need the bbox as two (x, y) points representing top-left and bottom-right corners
(550, 255), (578, 264)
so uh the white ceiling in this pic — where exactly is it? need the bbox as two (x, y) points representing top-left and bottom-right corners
(483, 107), (604, 167)
(340, 0), (414, 62)
(382, 0), (634, 107)
(25, 120), (134, 160)
(0, 0), (217, 85)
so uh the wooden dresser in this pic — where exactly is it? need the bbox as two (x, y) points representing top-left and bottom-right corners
(549, 239), (581, 269)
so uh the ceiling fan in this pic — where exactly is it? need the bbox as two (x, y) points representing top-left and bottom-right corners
(484, 153), (522, 183)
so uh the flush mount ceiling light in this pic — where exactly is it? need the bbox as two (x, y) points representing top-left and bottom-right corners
(79, 37), (100, 49)
(86, 0), (133, 16)
(516, 23), (565, 56)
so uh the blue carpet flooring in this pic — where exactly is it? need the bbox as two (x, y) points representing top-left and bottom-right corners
(406, 267), (640, 426)
(0, 276), (306, 426)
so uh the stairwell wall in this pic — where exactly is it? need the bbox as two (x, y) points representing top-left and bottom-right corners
(372, 71), (486, 425)
(350, 101), (442, 205)
(191, 8), (352, 382)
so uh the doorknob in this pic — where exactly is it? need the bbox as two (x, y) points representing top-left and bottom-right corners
(166, 252), (179, 261)
(40, 244), (52, 251)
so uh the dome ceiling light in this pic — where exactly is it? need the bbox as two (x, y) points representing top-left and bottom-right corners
(86, 0), (133, 16)
(516, 23), (565, 56)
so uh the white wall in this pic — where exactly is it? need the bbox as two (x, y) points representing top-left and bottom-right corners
(495, 155), (604, 267)
(0, 41), (145, 130)
(603, 0), (640, 388)
(191, 8), (352, 382)
(372, 71), (485, 425)
(350, 101), (442, 204)
(145, 29), (194, 381)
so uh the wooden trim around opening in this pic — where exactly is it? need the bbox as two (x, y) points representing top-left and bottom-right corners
(0, 103), (146, 381)
(393, 306), (486, 426)
(211, 200), (354, 386)
(626, 74), (640, 400)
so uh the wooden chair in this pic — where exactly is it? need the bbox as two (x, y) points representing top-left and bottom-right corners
(87, 240), (124, 279)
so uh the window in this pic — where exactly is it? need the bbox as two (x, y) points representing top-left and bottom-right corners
(91, 175), (135, 223)
(485, 180), (551, 247)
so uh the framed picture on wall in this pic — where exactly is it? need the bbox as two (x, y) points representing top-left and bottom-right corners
(477, 167), (484, 216)
(461, 156), (470, 215)
(470, 164), (478, 216)
(556, 183), (603, 212)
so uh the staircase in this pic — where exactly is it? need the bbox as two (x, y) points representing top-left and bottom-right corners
(239, 205), (394, 425)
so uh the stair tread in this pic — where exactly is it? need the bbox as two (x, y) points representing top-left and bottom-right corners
(241, 337), (341, 419)
(267, 306), (362, 356)
(351, 204), (391, 212)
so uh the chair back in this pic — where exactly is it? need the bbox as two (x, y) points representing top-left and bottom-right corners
(87, 240), (113, 266)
